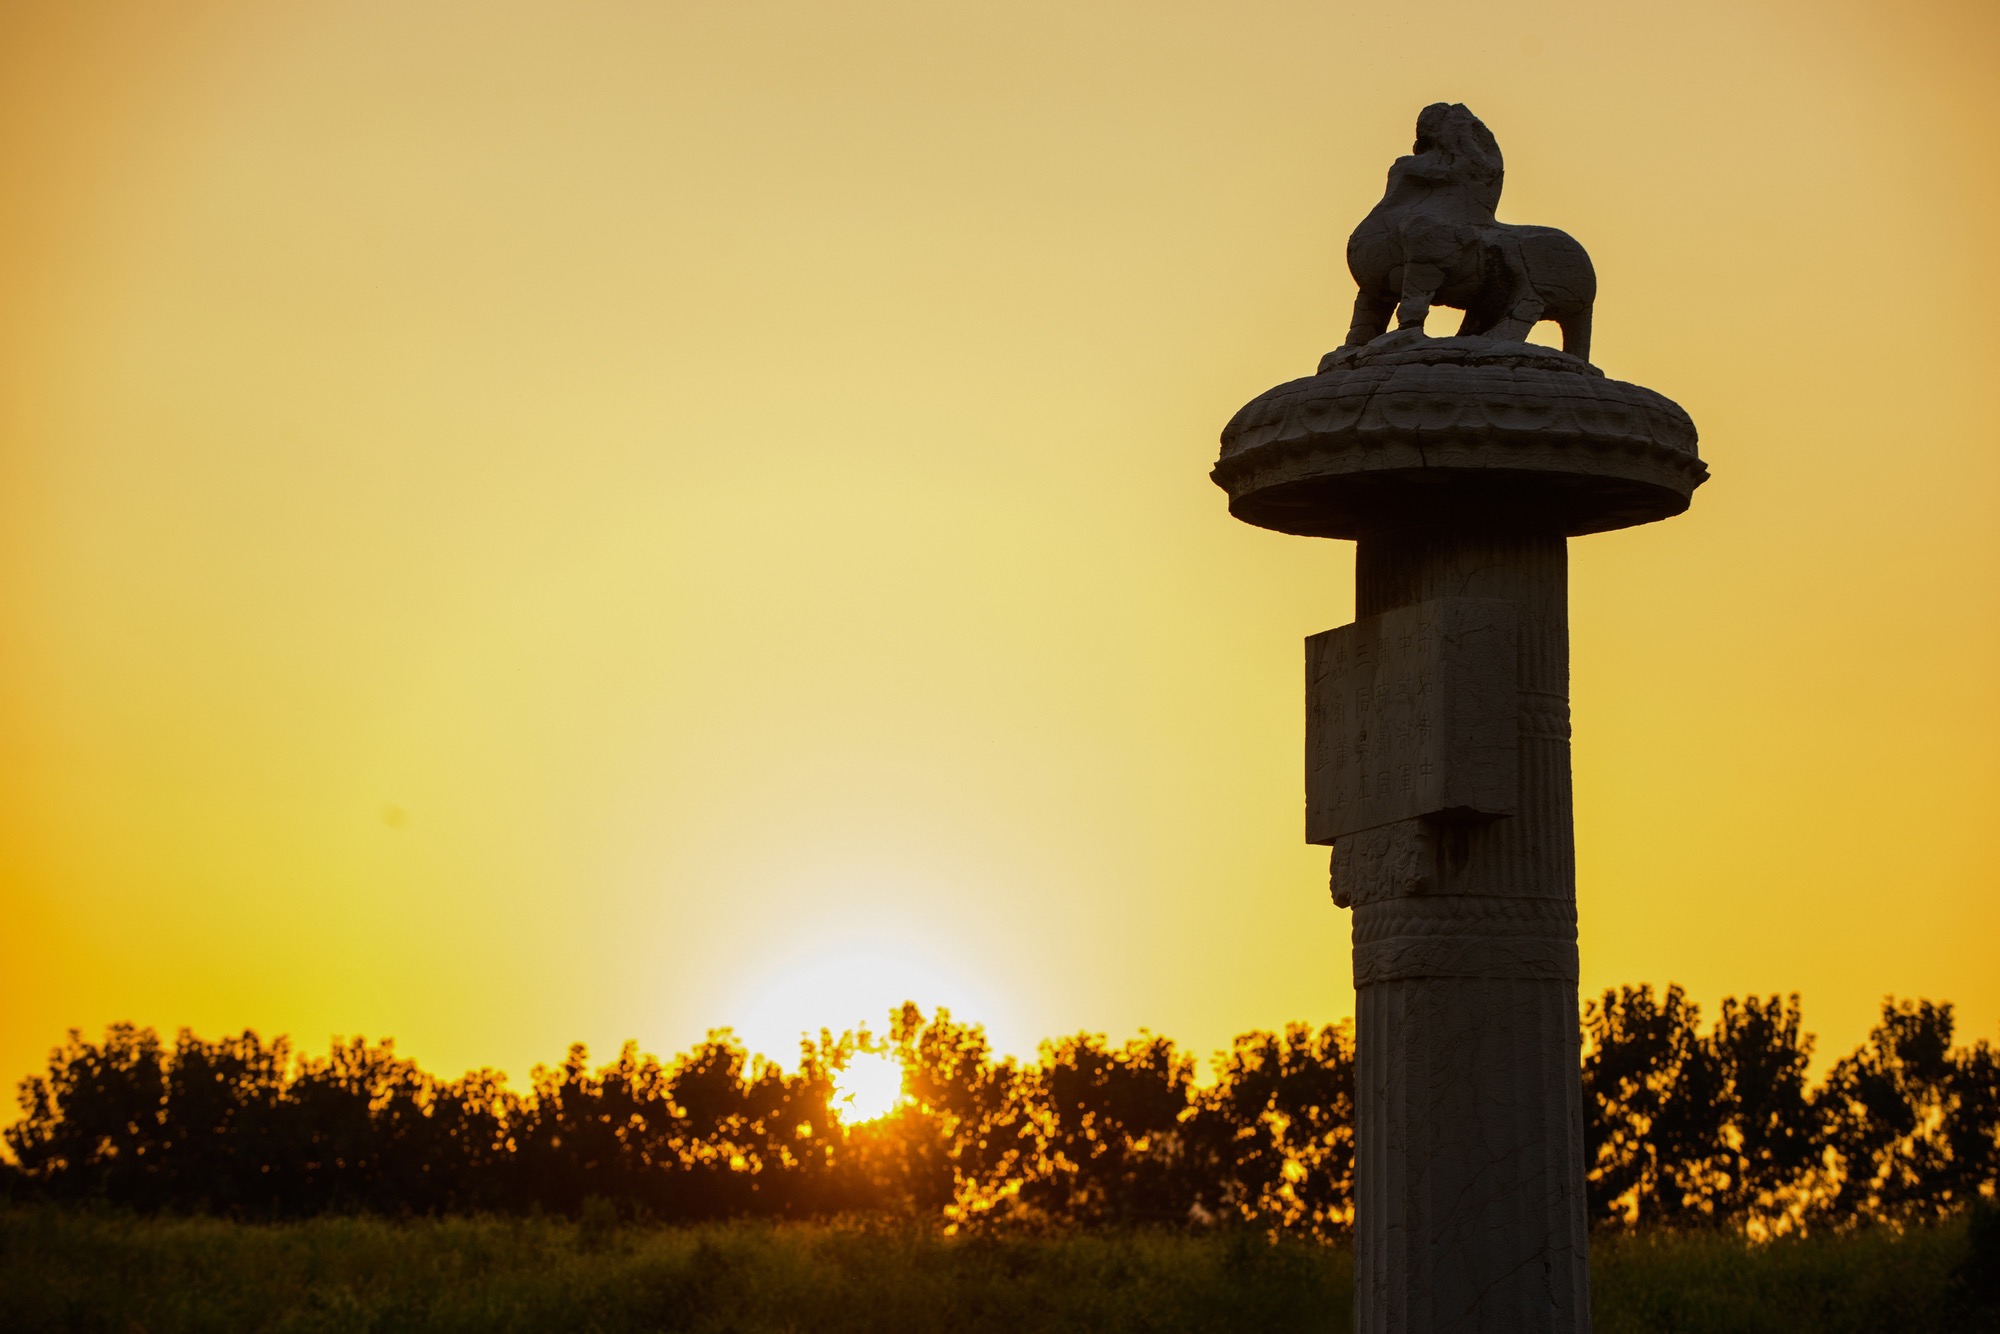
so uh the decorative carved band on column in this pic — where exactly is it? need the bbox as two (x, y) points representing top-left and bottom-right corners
(1352, 895), (1579, 984)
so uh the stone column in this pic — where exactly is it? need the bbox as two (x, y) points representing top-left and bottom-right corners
(1344, 529), (1588, 1331)
(1212, 332), (1705, 1334)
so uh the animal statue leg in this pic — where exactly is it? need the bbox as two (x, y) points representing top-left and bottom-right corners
(1395, 264), (1446, 332)
(1346, 291), (1395, 347)
(1557, 308), (1592, 362)
(1486, 289), (1545, 342)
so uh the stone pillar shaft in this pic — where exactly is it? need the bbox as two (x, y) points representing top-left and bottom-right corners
(1347, 529), (1590, 1334)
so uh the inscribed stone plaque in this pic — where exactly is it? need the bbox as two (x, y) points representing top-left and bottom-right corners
(1306, 597), (1518, 844)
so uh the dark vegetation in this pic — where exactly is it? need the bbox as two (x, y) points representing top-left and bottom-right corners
(4, 989), (1996, 1239)
(3, 1207), (1995, 1333)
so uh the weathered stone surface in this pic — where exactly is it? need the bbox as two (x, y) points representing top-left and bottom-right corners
(1344, 103), (1596, 359)
(1329, 820), (1436, 907)
(1352, 892), (1579, 985)
(1306, 597), (1517, 845)
(1214, 339), (1703, 540)
(1354, 972), (1589, 1331)
(1340, 533), (1588, 1334)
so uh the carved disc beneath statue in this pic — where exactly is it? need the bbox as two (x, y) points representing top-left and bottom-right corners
(1212, 336), (1705, 539)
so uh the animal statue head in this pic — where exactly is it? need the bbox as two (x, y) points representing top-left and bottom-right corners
(1342, 104), (1596, 361)
(1411, 102), (1503, 217)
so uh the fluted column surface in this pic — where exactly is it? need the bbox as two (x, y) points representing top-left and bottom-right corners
(1348, 528), (1591, 1334)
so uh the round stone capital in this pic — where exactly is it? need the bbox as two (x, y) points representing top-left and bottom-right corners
(1212, 335), (1706, 539)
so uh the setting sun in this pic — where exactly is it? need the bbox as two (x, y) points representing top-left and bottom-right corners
(832, 1053), (906, 1124)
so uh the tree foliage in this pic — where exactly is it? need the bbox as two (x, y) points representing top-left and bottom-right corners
(7, 991), (1997, 1235)
(1583, 987), (1999, 1235)
(1583, 987), (1821, 1231)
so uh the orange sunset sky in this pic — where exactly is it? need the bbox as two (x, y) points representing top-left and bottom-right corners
(2, 0), (1995, 1098)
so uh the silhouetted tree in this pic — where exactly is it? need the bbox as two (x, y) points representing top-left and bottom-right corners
(1021, 1032), (1199, 1226)
(1698, 994), (1820, 1229)
(1198, 1021), (1356, 1238)
(887, 1004), (1035, 1227)
(7, 989), (1995, 1233)
(1814, 1000), (2000, 1226)
(7, 1024), (169, 1207)
(659, 1032), (816, 1218)
(418, 1068), (519, 1212)
(514, 1041), (668, 1216)
(508, 1031), (846, 1220)
(156, 1029), (291, 1213)
(1582, 984), (1727, 1228)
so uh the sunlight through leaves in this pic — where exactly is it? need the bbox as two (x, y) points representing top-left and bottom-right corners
(832, 1051), (906, 1124)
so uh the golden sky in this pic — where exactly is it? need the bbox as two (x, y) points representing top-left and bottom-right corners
(2, 0), (1995, 1094)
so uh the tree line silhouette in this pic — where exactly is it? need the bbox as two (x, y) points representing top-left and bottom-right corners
(5, 988), (1996, 1237)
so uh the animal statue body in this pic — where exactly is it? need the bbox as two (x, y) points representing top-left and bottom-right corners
(1344, 103), (1595, 361)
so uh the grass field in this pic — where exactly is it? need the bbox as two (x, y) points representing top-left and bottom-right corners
(1, 1205), (1991, 1333)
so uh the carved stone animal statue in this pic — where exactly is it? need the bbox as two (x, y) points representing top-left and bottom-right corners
(1344, 103), (1595, 361)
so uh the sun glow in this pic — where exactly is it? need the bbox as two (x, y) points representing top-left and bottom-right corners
(832, 1052), (906, 1124)
(727, 928), (1016, 1067)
